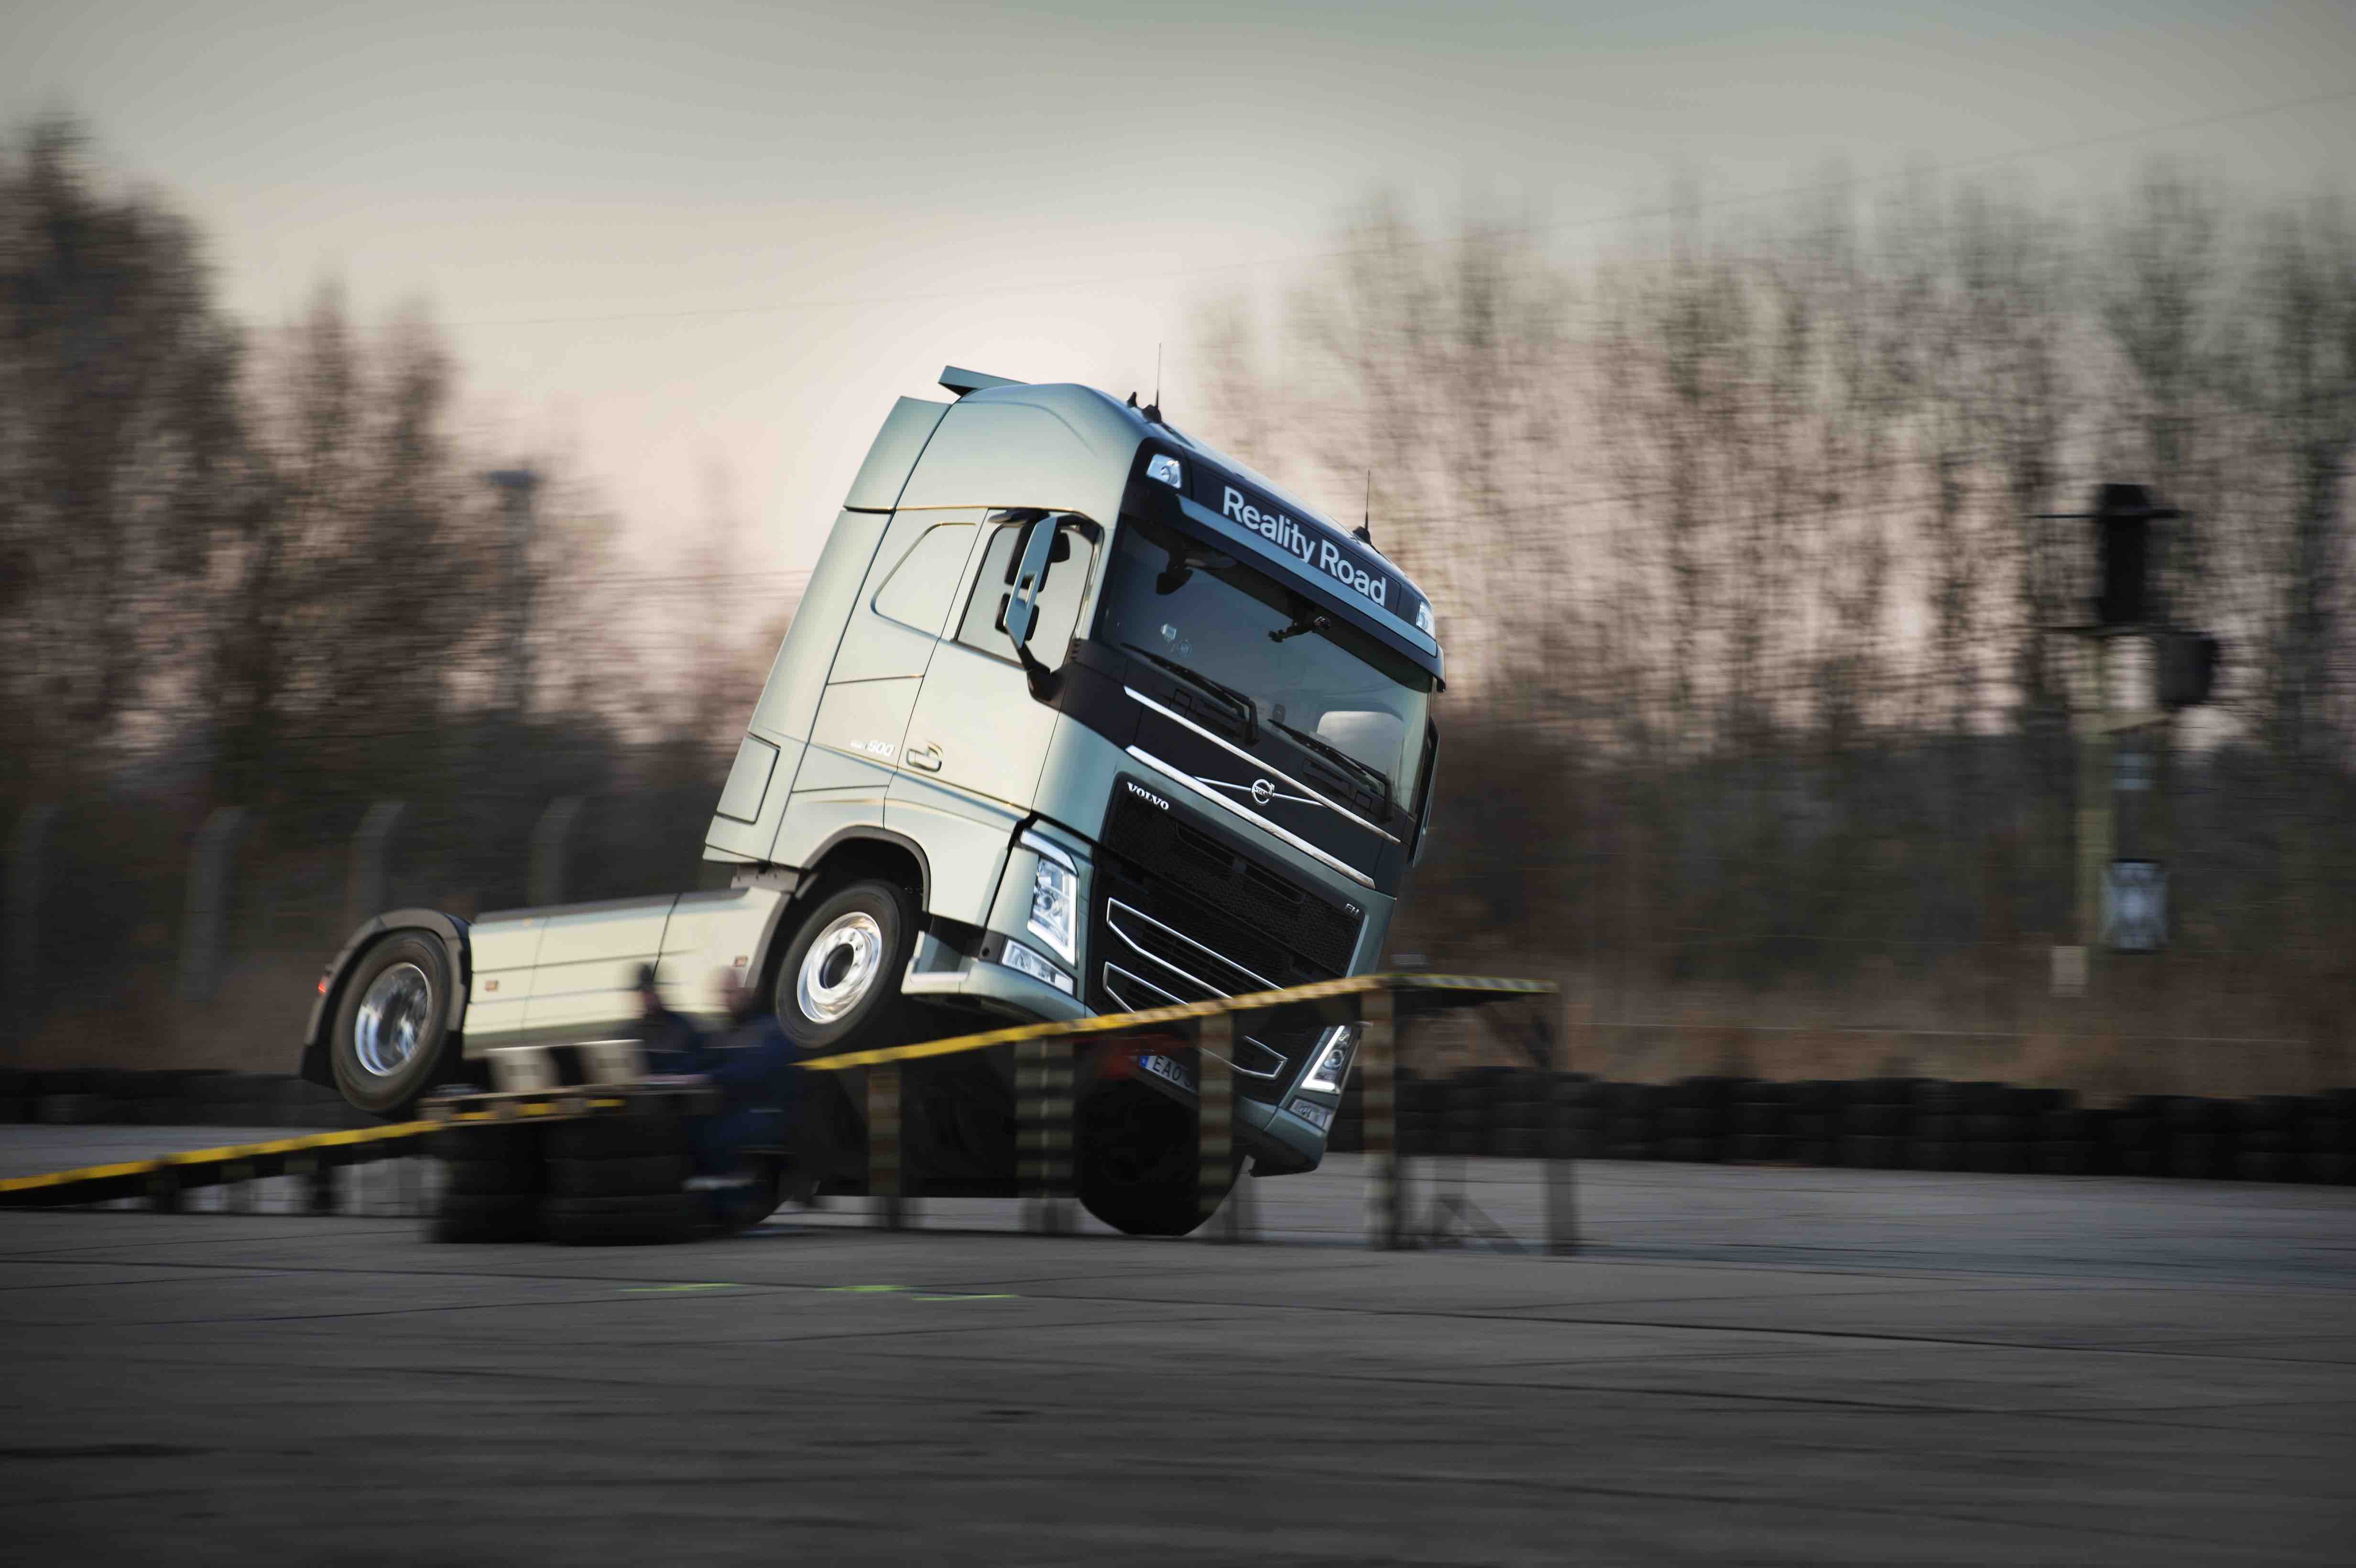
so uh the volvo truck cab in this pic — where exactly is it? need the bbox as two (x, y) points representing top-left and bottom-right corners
(302, 366), (1443, 1235)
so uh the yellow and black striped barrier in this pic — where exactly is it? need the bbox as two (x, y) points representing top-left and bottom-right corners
(2, 972), (1566, 1248)
(0, 1122), (436, 1210)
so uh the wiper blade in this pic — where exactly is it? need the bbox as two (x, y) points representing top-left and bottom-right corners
(1268, 716), (1392, 810)
(1119, 642), (1258, 741)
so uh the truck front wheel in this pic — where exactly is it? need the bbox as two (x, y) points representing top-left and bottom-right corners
(329, 932), (454, 1116)
(1074, 1078), (1239, 1237)
(772, 879), (918, 1055)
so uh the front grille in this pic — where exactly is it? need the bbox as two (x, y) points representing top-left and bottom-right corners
(1092, 786), (1363, 1099)
(1100, 790), (1359, 976)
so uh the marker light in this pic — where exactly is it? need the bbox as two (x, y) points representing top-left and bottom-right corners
(1026, 857), (1079, 965)
(1000, 939), (1074, 995)
(1146, 454), (1184, 490)
(1414, 601), (1437, 637)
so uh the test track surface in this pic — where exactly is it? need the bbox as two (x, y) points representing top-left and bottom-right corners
(1, 1141), (2349, 1564)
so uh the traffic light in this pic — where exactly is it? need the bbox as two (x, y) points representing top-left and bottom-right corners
(2158, 632), (2221, 708)
(2093, 483), (2175, 627)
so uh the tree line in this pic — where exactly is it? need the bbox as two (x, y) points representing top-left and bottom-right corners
(1194, 175), (2356, 1041)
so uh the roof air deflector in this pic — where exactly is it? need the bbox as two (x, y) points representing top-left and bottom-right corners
(939, 365), (1024, 397)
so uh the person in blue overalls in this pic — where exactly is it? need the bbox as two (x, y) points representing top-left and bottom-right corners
(685, 968), (800, 1226)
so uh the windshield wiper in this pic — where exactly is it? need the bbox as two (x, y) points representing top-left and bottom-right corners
(1119, 642), (1258, 742)
(1267, 715), (1393, 811)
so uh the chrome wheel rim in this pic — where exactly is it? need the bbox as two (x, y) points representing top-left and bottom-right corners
(796, 913), (884, 1024)
(354, 962), (433, 1077)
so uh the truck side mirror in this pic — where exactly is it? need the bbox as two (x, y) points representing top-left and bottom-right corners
(1001, 516), (1061, 648)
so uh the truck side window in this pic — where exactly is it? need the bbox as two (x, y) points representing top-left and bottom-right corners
(955, 519), (1094, 662)
(872, 523), (978, 636)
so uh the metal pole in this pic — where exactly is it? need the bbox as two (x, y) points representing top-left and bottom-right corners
(868, 1065), (904, 1230)
(1544, 992), (1580, 1255)
(5, 803), (57, 1035)
(1019, 1035), (1074, 1234)
(528, 796), (582, 908)
(1362, 988), (1401, 1249)
(176, 806), (250, 1004)
(2076, 638), (2114, 960)
(344, 801), (404, 935)
(1198, 1013), (1234, 1233)
(487, 468), (541, 724)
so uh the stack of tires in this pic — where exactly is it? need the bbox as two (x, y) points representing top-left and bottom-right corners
(1487, 1069), (1552, 1159)
(1660, 1076), (1738, 1163)
(1551, 1074), (1603, 1159)
(2230, 1097), (2305, 1182)
(1906, 1081), (1966, 1171)
(2307, 1091), (2356, 1185)
(1728, 1080), (1789, 1163)
(542, 1111), (699, 1246)
(1602, 1083), (1664, 1161)
(2164, 1096), (2229, 1179)
(2032, 1094), (2101, 1176)
(1783, 1081), (1841, 1167)
(1954, 1082), (2029, 1174)
(1396, 1071), (1439, 1156)
(1440, 1070), (1491, 1156)
(2110, 1096), (2169, 1175)
(429, 1121), (544, 1242)
(1837, 1078), (1914, 1169)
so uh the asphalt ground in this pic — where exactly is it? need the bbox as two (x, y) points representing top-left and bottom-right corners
(2, 1132), (2351, 1565)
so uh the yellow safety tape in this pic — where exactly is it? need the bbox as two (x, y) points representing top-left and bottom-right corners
(797, 971), (1556, 1073)
(0, 1121), (434, 1196)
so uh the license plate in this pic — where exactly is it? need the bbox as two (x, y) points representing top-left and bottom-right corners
(1138, 1052), (1196, 1094)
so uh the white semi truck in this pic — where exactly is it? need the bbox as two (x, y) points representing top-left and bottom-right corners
(298, 367), (1444, 1234)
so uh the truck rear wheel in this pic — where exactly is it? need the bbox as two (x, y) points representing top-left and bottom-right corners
(772, 879), (918, 1055)
(329, 932), (454, 1116)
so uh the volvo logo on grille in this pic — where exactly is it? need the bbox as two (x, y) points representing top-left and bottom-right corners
(1124, 780), (1170, 811)
(1250, 778), (1275, 806)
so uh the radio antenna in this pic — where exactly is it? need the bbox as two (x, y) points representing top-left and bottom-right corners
(1142, 344), (1164, 425)
(1354, 470), (1374, 544)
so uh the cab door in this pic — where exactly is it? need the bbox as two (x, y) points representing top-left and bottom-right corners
(890, 515), (1096, 924)
(772, 510), (983, 868)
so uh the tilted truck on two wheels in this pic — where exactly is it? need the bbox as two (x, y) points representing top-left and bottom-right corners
(299, 366), (1445, 1234)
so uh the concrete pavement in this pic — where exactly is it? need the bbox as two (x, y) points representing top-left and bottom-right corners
(1, 1141), (2350, 1563)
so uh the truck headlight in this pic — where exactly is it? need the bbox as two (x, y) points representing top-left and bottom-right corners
(1300, 1024), (1358, 1093)
(1026, 857), (1078, 965)
(1000, 939), (1074, 995)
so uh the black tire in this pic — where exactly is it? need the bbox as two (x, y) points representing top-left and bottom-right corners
(330, 932), (456, 1116)
(772, 878), (920, 1055)
(543, 1192), (700, 1246)
(548, 1154), (692, 1198)
(1841, 1134), (1903, 1169)
(1074, 1077), (1233, 1237)
(1908, 1140), (1964, 1172)
(547, 1115), (690, 1161)
(429, 1192), (538, 1243)
(2033, 1141), (2094, 1176)
(1968, 1141), (2027, 1174)
(441, 1157), (543, 1197)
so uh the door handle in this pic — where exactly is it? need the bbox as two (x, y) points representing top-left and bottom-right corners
(906, 743), (943, 773)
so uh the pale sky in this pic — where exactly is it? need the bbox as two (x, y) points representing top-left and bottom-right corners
(6, 0), (2351, 599)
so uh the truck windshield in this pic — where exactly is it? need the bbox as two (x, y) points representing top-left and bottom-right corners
(1095, 511), (1433, 803)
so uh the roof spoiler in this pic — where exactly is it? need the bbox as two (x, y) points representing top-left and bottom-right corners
(939, 365), (1024, 397)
